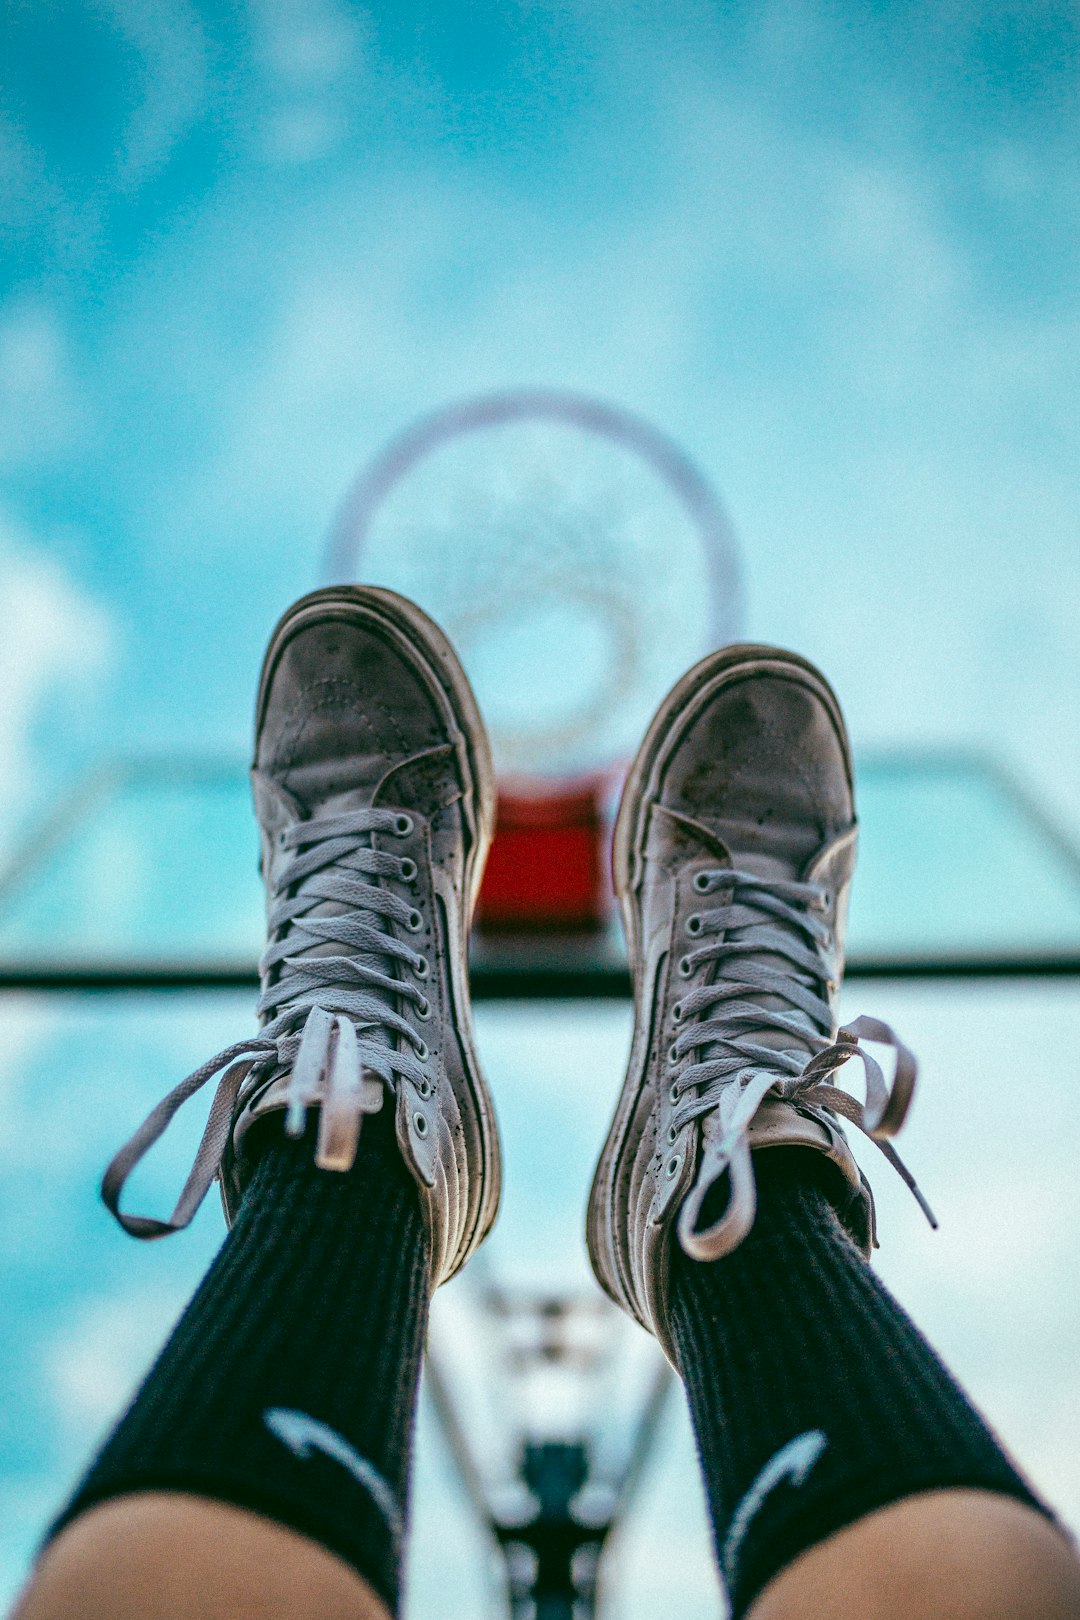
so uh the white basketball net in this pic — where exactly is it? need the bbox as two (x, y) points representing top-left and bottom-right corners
(332, 404), (739, 780)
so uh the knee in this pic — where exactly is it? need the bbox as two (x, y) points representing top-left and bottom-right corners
(12, 1494), (387, 1620)
(748, 1489), (1080, 1620)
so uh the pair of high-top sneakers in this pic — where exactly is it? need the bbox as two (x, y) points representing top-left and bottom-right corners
(104, 587), (928, 1357)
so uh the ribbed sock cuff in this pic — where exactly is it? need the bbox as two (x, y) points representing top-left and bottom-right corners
(50, 1116), (429, 1614)
(669, 1150), (1050, 1616)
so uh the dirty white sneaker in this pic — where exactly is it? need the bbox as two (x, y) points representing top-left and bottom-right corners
(103, 586), (500, 1287)
(586, 645), (932, 1359)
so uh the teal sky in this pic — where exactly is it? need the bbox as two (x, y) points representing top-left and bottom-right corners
(1, 0), (1079, 841)
(2, 5), (1080, 1615)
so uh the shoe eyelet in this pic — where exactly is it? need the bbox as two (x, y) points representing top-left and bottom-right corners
(666, 1156), (681, 1178)
(415, 995), (431, 1020)
(672, 1001), (684, 1022)
(667, 1042), (680, 1065)
(667, 1123), (679, 1145)
(417, 1077), (432, 1098)
(414, 1112), (428, 1136)
(692, 871), (711, 894)
(406, 908), (423, 932)
(394, 814), (414, 837)
(669, 1082), (680, 1103)
(414, 955), (430, 979)
(685, 914), (702, 937)
(678, 955), (693, 978)
(414, 1039), (429, 1061)
(399, 857), (418, 882)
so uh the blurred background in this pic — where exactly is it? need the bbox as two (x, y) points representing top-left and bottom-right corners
(1, 2), (1079, 1615)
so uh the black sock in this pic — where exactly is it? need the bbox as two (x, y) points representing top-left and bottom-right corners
(669, 1150), (1049, 1617)
(49, 1111), (429, 1615)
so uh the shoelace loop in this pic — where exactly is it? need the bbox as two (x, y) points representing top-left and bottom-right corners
(102, 807), (430, 1238)
(670, 867), (936, 1261)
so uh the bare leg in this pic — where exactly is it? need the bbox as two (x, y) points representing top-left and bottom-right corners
(750, 1490), (1080, 1620)
(13, 1495), (388, 1620)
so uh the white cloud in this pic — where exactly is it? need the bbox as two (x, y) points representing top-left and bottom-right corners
(28, 0), (1077, 840)
(0, 114), (67, 251)
(95, 0), (209, 189)
(0, 303), (87, 470)
(263, 104), (350, 165)
(250, 0), (368, 88)
(46, 1285), (190, 1449)
(0, 517), (115, 844)
(249, 0), (372, 163)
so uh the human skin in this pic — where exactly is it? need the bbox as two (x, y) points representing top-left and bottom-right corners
(13, 1486), (1080, 1620)
(749, 1489), (1080, 1620)
(12, 1495), (389, 1620)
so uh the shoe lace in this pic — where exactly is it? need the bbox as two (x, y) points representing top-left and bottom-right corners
(670, 867), (936, 1258)
(102, 807), (429, 1238)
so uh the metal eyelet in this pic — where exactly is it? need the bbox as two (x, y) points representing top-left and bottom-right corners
(667, 1042), (680, 1065)
(417, 1077), (432, 1098)
(394, 814), (414, 836)
(671, 1001), (684, 1022)
(415, 994), (431, 1020)
(406, 908), (423, 932)
(414, 1039), (429, 1061)
(669, 1082), (680, 1103)
(666, 1156), (680, 1178)
(414, 955), (429, 979)
(399, 857), (418, 882)
(414, 1112), (428, 1136)
(678, 955), (693, 978)
(667, 1123), (679, 1144)
(692, 871), (711, 893)
(685, 914), (702, 937)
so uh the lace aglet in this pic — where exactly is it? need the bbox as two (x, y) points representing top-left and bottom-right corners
(286, 1005), (335, 1140)
(913, 1183), (938, 1230)
(897, 1157), (938, 1229)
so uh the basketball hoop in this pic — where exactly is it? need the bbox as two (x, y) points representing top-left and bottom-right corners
(324, 390), (743, 929)
(426, 1278), (674, 1619)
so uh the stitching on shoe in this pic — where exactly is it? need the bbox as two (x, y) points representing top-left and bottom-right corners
(277, 678), (421, 774)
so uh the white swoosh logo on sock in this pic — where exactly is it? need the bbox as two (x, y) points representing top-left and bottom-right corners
(722, 1429), (828, 1588)
(264, 1407), (402, 1542)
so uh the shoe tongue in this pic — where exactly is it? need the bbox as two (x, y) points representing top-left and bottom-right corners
(710, 814), (819, 880)
(706, 840), (822, 1065)
(722, 848), (793, 884)
(286, 753), (385, 817)
(318, 785), (376, 818)
(657, 806), (808, 885)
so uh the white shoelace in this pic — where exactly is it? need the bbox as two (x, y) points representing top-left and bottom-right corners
(103, 807), (430, 1237)
(669, 867), (936, 1258)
